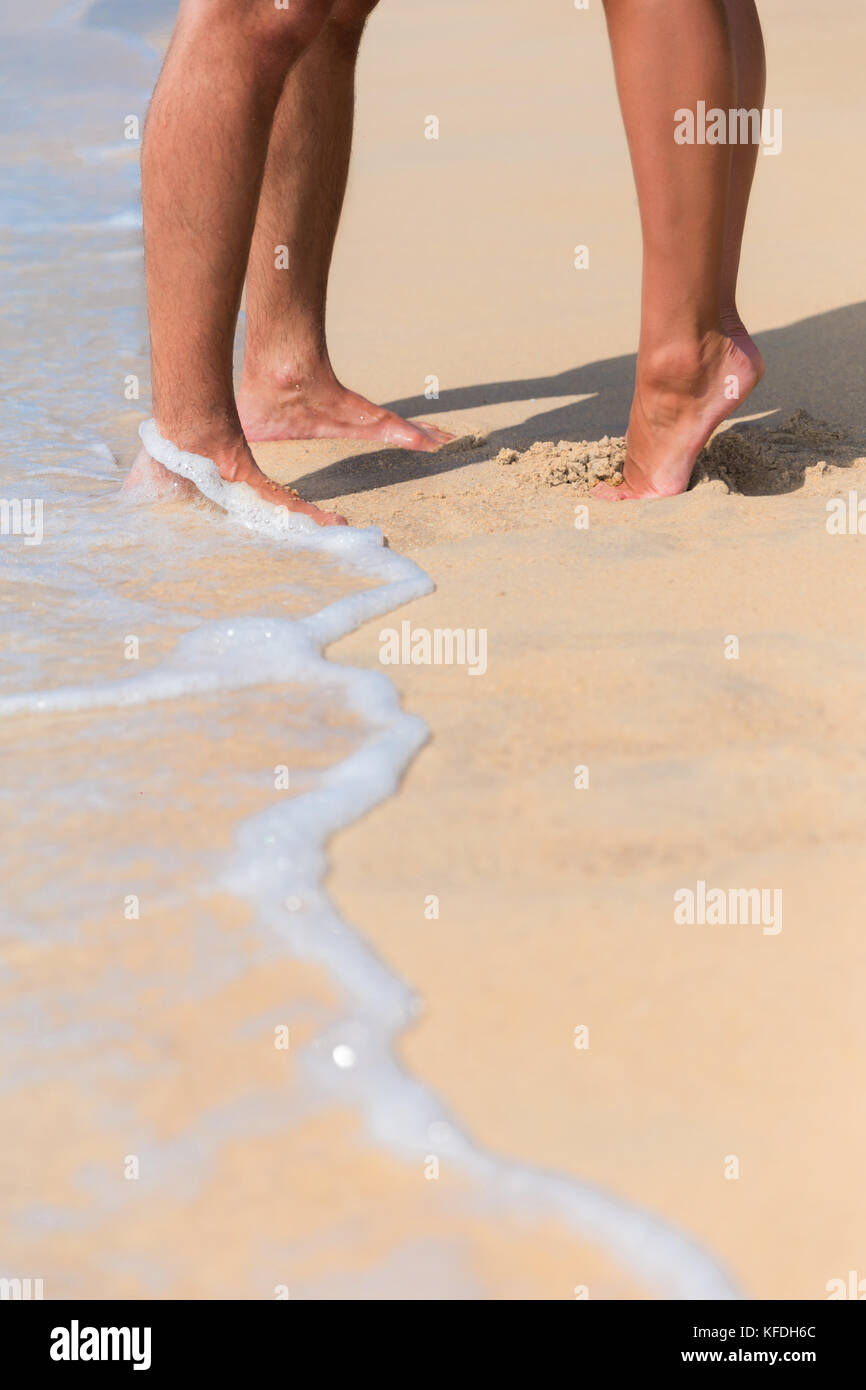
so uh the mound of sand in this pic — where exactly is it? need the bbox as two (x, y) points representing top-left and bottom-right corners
(494, 411), (864, 497)
(691, 410), (851, 495)
(495, 435), (626, 490)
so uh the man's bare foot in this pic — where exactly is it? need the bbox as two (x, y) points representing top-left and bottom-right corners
(593, 332), (760, 501)
(238, 368), (453, 451)
(125, 432), (347, 527)
(121, 445), (198, 501)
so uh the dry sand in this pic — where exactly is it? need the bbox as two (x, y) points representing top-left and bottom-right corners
(252, 0), (866, 1298)
(5, 0), (865, 1301)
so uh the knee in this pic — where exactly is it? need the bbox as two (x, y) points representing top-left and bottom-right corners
(327, 0), (381, 46)
(184, 0), (335, 63)
(265, 0), (335, 51)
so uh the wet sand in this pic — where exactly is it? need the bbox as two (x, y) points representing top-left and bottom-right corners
(3, 0), (866, 1300)
(259, 0), (866, 1298)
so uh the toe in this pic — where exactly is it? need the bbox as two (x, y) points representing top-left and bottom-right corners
(377, 412), (453, 451)
(383, 416), (440, 450)
(592, 481), (627, 501)
(414, 420), (455, 446)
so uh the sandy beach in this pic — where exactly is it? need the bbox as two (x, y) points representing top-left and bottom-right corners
(2, 0), (865, 1302)
(260, 0), (866, 1298)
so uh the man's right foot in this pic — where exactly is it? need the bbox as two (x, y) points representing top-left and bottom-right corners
(125, 430), (347, 527)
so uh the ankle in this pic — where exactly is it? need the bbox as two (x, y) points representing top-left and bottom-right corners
(720, 303), (748, 338)
(637, 332), (727, 395)
(154, 412), (248, 463)
(240, 353), (337, 401)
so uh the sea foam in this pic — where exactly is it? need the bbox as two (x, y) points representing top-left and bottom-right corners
(0, 545), (739, 1300)
(140, 418), (383, 552)
(0, 0), (742, 1299)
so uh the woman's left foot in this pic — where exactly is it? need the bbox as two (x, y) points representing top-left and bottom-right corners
(722, 315), (766, 386)
(594, 332), (761, 500)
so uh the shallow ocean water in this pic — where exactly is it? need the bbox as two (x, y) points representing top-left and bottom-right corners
(0, 0), (740, 1299)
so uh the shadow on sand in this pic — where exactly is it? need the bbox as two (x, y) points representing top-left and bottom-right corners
(291, 302), (866, 503)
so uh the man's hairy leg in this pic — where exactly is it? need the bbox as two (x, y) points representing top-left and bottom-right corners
(238, 0), (452, 453)
(128, 0), (347, 525)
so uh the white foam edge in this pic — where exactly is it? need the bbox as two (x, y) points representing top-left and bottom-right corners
(139, 417), (384, 555)
(223, 665), (742, 1300)
(0, 523), (740, 1300)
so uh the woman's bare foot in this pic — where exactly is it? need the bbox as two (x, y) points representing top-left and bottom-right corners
(721, 310), (766, 385)
(593, 332), (760, 501)
(124, 432), (347, 527)
(237, 367), (453, 451)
